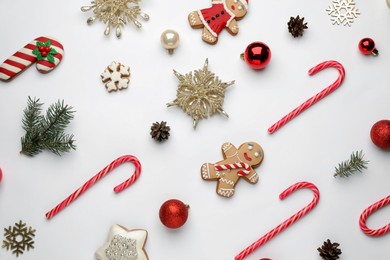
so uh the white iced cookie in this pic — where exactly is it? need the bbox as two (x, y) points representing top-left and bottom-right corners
(101, 61), (131, 92)
(95, 224), (148, 260)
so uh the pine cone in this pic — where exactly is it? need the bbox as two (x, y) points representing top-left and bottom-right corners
(317, 239), (342, 260)
(150, 121), (170, 142)
(288, 15), (308, 37)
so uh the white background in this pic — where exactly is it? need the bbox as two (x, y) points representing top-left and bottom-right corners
(0, 0), (389, 259)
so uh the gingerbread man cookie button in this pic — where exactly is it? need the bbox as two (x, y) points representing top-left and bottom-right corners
(188, 0), (249, 45)
(201, 141), (263, 197)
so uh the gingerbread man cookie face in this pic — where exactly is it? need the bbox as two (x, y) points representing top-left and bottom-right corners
(226, 0), (248, 19)
(238, 142), (264, 167)
(201, 141), (263, 198)
(188, 0), (249, 45)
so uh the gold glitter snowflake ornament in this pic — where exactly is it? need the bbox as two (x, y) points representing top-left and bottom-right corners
(167, 59), (234, 129)
(81, 0), (149, 38)
(2, 221), (36, 257)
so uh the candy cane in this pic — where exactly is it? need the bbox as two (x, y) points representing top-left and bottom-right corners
(45, 155), (141, 220)
(0, 36), (64, 82)
(235, 181), (320, 260)
(215, 162), (251, 175)
(359, 194), (390, 237)
(268, 60), (345, 134)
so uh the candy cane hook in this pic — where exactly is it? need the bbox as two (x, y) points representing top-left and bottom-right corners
(359, 194), (390, 237)
(268, 60), (345, 134)
(235, 181), (320, 260)
(46, 155), (142, 220)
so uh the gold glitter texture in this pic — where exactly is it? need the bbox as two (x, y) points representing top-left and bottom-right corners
(167, 59), (234, 129)
(81, 0), (149, 38)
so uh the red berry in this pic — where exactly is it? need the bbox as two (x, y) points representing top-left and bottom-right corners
(41, 51), (47, 57)
(159, 199), (189, 229)
(0, 168), (2, 183)
(39, 46), (45, 52)
(45, 46), (51, 52)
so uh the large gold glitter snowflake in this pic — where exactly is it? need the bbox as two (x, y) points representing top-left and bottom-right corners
(81, 0), (149, 38)
(167, 59), (234, 129)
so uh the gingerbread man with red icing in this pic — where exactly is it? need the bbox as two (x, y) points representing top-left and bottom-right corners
(201, 142), (263, 198)
(188, 0), (249, 45)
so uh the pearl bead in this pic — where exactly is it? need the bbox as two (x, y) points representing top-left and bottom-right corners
(160, 29), (180, 54)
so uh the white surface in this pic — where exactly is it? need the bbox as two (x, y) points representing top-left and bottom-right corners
(0, 0), (389, 259)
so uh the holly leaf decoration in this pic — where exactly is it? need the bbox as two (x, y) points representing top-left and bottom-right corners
(47, 54), (55, 63)
(32, 49), (41, 56)
(49, 48), (57, 55)
(32, 49), (44, 61)
(32, 40), (57, 63)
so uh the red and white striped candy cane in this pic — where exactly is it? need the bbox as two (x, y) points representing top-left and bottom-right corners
(235, 181), (320, 260)
(0, 36), (64, 82)
(268, 60), (345, 134)
(215, 162), (251, 176)
(45, 155), (141, 220)
(359, 194), (390, 237)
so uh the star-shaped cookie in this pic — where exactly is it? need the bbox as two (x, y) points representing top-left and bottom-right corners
(95, 224), (148, 260)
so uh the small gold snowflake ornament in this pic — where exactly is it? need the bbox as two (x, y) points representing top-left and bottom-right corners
(2, 221), (36, 257)
(167, 59), (234, 129)
(81, 0), (149, 38)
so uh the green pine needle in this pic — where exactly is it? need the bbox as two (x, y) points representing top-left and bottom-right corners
(334, 150), (369, 178)
(20, 97), (76, 157)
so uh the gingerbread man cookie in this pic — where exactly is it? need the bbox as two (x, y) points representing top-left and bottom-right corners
(201, 142), (263, 197)
(188, 0), (249, 45)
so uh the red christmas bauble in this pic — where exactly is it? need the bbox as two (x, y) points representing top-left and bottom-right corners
(159, 199), (189, 229)
(242, 41), (271, 70)
(370, 120), (390, 150)
(358, 38), (378, 55)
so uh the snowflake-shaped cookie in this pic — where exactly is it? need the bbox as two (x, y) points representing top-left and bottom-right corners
(101, 61), (131, 92)
(167, 59), (234, 129)
(2, 220), (36, 257)
(326, 0), (360, 26)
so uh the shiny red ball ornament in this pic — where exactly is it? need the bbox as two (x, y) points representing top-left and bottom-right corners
(370, 120), (390, 150)
(358, 38), (378, 56)
(241, 41), (271, 70)
(159, 199), (189, 229)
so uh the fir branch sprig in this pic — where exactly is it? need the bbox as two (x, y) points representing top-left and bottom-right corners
(20, 97), (76, 157)
(334, 150), (369, 178)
